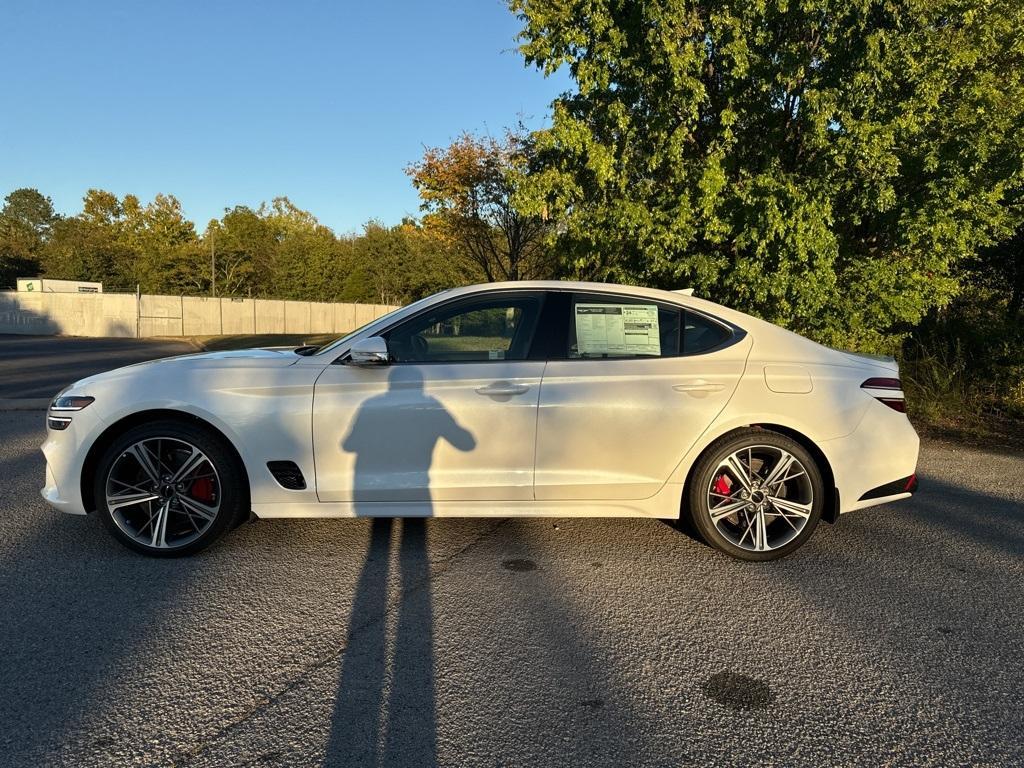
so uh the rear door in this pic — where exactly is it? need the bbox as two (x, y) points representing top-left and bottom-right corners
(534, 292), (750, 501)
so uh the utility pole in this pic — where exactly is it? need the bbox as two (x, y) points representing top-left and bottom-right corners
(210, 229), (216, 298)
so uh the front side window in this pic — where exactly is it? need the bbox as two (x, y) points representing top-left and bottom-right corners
(385, 296), (542, 363)
(566, 294), (682, 359)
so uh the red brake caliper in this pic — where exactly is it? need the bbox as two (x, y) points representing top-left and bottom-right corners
(713, 474), (733, 496)
(190, 477), (215, 503)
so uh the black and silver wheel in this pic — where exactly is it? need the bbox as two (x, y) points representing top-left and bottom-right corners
(687, 429), (824, 561)
(94, 420), (247, 557)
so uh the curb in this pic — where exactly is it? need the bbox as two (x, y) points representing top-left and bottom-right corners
(0, 399), (50, 412)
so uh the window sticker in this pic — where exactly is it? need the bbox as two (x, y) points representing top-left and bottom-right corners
(575, 303), (661, 356)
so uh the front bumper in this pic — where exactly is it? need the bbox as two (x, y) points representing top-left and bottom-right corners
(39, 462), (79, 512)
(40, 408), (106, 516)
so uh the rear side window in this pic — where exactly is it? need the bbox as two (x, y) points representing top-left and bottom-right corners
(683, 310), (732, 354)
(567, 294), (681, 359)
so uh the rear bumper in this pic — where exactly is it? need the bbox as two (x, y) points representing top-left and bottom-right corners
(859, 474), (918, 501)
(821, 402), (920, 514)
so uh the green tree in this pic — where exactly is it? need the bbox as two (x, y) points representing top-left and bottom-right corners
(274, 224), (346, 301)
(42, 216), (136, 291)
(407, 130), (557, 282)
(260, 197), (343, 300)
(973, 219), (1024, 320)
(511, 0), (1024, 350)
(202, 207), (272, 297)
(121, 193), (200, 292)
(41, 189), (200, 293)
(0, 188), (58, 287)
(343, 220), (468, 305)
(41, 190), (135, 290)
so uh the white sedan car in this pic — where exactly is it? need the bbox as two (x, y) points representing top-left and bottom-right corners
(41, 281), (919, 560)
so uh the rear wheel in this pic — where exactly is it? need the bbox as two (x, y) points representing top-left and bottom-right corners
(94, 420), (247, 557)
(687, 429), (823, 561)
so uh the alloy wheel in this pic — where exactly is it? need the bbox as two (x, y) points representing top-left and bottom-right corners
(104, 437), (221, 550)
(706, 445), (814, 552)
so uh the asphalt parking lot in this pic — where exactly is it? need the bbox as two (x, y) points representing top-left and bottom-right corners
(1, 411), (1022, 767)
(0, 335), (197, 401)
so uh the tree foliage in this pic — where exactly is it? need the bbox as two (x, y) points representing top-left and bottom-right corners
(0, 189), (58, 286)
(407, 130), (557, 281)
(2, 187), (468, 306)
(971, 220), (1024, 320)
(342, 219), (470, 305)
(510, 0), (1024, 349)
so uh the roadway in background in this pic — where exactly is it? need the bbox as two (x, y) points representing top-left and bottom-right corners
(0, 335), (197, 400)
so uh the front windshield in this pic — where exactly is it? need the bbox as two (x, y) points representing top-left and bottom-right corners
(313, 292), (445, 356)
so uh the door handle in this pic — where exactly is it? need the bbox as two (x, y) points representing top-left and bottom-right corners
(673, 380), (726, 393)
(475, 382), (530, 397)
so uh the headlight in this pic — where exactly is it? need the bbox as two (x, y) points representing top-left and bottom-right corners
(47, 392), (94, 431)
(50, 395), (95, 412)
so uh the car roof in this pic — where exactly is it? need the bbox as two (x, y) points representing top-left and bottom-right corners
(443, 280), (695, 305)
(442, 280), (748, 323)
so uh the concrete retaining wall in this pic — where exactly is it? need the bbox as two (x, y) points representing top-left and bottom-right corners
(182, 297), (219, 336)
(221, 298), (256, 335)
(254, 299), (285, 335)
(0, 291), (397, 338)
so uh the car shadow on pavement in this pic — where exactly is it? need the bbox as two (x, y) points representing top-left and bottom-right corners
(906, 475), (1024, 558)
(754, 471), (1024, 763)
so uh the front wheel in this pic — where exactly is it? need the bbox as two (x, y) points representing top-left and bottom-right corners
(686, 430), (824, 561)
(94, 420), (247, 557)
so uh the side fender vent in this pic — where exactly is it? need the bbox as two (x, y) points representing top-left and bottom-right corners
(267, 461), (307, 490)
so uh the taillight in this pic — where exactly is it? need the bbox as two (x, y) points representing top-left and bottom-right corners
(861, 378), (906, 412)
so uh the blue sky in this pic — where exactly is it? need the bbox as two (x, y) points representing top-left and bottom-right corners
(1, 1), (570, 234)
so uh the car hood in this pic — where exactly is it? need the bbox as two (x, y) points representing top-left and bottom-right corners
(67, 347), (301, 390)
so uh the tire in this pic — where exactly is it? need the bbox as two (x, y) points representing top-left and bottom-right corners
(93, 419), (248, 557)
(686, 429), (824, 561)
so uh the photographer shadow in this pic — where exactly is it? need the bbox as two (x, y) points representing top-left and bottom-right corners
(324, 366), (474, 767)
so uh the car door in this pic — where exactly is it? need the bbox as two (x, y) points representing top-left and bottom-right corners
(312, 292), (546, 504)
(534, 291), (750, 500)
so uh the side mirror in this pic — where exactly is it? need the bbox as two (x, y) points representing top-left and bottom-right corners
(348, 336), (390, 366)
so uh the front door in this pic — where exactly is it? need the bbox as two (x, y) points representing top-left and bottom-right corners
(312, 292), (546, 505)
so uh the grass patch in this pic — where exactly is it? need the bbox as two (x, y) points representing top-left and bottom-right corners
(902, 346), (1024, 452)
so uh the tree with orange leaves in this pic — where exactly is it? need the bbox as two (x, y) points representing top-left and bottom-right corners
(406, 130), (556, 282)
